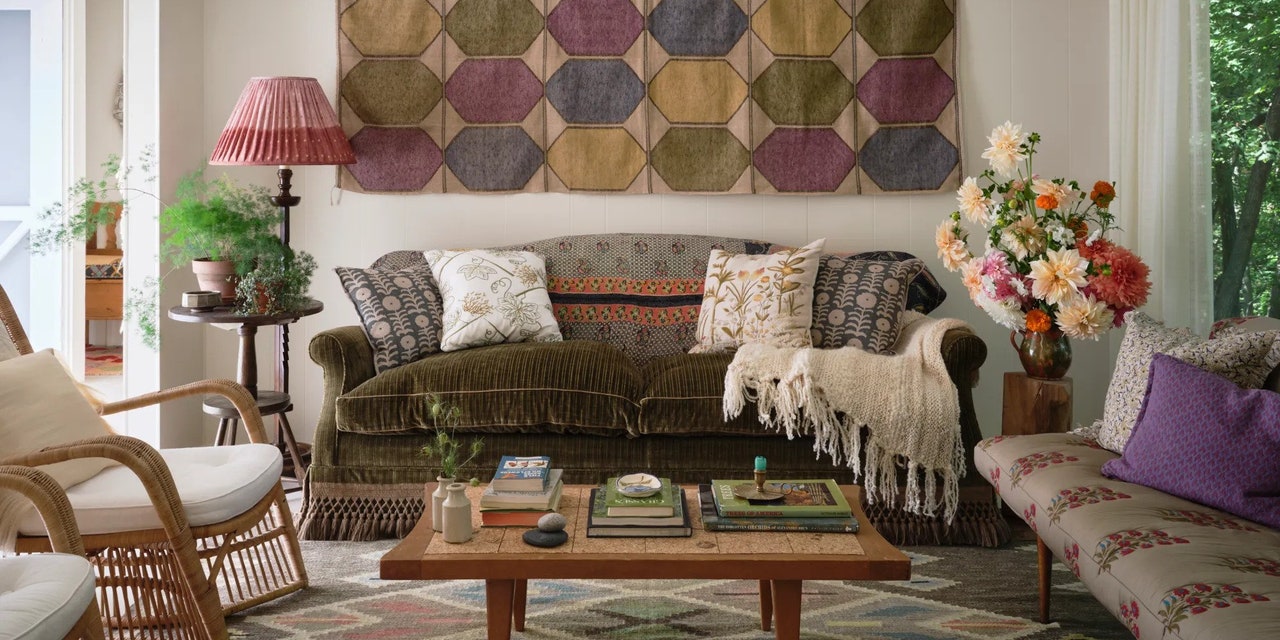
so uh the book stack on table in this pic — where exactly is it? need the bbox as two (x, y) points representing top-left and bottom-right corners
(698, 479), (859, 533)
(585, 478), (692, 538)
(479, 456), (564, 527)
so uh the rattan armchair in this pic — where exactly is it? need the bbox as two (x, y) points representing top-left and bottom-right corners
(0, 284), (307, 639)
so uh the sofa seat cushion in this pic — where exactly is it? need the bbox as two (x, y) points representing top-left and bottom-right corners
(336, 340), (642, 436)
(17, 444), (282, 536)
(0, 553), (97, 640)
(976, 433), (1280, 640)
(638, 354), (767, 436)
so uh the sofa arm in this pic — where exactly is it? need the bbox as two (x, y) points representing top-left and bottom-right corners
(309, 326), (376, 467)
(939, 327), (988, 477)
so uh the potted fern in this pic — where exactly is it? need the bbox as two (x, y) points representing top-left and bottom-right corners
(420, 395), (484, 533)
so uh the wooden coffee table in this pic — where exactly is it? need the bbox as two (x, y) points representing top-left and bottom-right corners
(381, 484), (909, 639)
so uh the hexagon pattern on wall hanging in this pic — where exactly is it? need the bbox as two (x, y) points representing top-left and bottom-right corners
(336, 0), (959, 194)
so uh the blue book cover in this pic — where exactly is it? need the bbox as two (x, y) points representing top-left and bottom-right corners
(491, 455), (551, 491)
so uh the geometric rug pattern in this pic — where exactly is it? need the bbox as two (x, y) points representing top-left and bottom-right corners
(228, 540), (1131, 638)
(85, 344), (123, 376)
(336, 0), (961, 195)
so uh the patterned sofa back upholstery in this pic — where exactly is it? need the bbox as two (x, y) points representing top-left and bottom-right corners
(370, 233), (946, 367)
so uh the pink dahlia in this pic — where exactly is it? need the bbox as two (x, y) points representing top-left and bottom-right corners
(980, 251), (1026, 302)
(1076, 237), (1114, 261)
(1088, 244), (1151, 311)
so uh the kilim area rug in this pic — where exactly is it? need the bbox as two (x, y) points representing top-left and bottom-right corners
(85, 345), (123, 376)
(227, 540), (1130, 639)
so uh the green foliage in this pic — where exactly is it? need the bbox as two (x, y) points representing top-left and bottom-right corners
(1211, 0), (1280, 317)
(160, 171), (282, 275)
(30, 148), (156, 255)
(419, 396), (484, 479)
(123, 276), (162, 351)
(233, 246), (318, 315)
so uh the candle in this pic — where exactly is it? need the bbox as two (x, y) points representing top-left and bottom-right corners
(754, 456), (767, 472)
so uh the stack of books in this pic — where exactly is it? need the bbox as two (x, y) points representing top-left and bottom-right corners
(479, 456), (564, 527)
(585, 477), (692, 538)
(698, 479), (859, 533)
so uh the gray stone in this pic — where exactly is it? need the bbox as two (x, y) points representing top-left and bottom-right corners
(537, 512), (567, 532)
(522, 529), (568, 548)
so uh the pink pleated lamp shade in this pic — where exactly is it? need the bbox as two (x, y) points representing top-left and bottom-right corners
(209, 77), (355, 166)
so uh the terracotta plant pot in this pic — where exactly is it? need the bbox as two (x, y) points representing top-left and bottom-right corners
(191, 259), (237, 303)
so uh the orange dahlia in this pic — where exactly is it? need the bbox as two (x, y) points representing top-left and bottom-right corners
(1025, 309), (1052, 333)
(1035, 194), (1059, 210)
(1090, 181), (1116, 208)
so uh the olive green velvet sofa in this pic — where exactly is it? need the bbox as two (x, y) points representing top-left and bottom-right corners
(299, 233), (1003, 545)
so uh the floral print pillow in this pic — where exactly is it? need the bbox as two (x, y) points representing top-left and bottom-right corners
(811, 257), (924, 353)
(336, 264), (444, 373)
(424, 249), (562, 352)
(690, 238), (825, 353)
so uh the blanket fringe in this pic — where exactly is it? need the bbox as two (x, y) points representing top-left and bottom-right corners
(299, 485), (424, 541)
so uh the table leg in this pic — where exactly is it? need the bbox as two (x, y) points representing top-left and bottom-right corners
(485, 579), (515, 640)
(770, 580), (802, 640)
(513, 579), (527, 632)
(236, 325), (259, 397)
(758, 580), (773, 631)
(214, 418), (230, 446)
(276, 412), (307, 477)
(226, 418), (238, 445)
(1037, 537), (1051, 623)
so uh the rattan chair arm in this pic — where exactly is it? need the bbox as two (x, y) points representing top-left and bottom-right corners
(99, 378), (268, 443)
(0, 283), (33, 355)
(0, 466), (85, 555)
(1, 434), (193, 535)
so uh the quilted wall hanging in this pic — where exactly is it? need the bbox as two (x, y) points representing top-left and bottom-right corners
(336, 0), (960, 195)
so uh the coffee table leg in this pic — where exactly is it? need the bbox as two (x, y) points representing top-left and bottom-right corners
(758, 580), (773, 631)
(485, 579), (515, 640)
(770, 580), (802, 640)
(513, 579), (527, 631)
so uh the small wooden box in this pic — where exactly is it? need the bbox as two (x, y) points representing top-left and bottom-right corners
(1001, 372), (1073, 436)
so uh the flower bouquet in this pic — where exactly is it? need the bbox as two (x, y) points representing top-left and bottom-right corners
(936, 122), (1151, 377)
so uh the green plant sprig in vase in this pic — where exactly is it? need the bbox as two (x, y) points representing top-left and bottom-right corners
(420, 395), (483, 533)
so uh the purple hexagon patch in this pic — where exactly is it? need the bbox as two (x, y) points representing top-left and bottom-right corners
(754, 128), (856, 192)
(857, 58), (954, 124)
(347, 127), (443, 192)
(445, 59), (544, 124)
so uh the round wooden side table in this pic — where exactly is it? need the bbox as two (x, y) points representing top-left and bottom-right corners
(168, 299), (323, 487)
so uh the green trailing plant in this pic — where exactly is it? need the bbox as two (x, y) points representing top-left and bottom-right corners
(419, 395), (484, 479)
(234, 245), (318, 315)
(160, 170), (282, 274)
(30, 149), (156, 254)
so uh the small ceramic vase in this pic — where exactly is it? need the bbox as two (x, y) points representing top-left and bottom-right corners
(431, 476), (454, 533)
(441, 482), (474, 544)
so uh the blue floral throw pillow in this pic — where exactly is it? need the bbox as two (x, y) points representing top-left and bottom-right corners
(811, 257), (924, 353)
(335, 264), (444, 373)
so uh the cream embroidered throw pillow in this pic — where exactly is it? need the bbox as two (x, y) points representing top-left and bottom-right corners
(424, 249), (563, 352)
(691, 238), (826, 353)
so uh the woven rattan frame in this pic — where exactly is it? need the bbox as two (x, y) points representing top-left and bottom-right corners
(0, 284), (307, 639)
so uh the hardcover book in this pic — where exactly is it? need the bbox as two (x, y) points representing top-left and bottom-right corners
(587, 490), (692, 538)
(603, 477), (676, 517)
(479, 470), (564, 511)
(491, 455), (552, 492)
(710, 479), (852, 518)
(588, 488), (687, 527)
(697, 485), (858, 533)
(479, 508), (556, 528)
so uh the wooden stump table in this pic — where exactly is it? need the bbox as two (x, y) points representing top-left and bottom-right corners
(1001, 372), (1073, 436)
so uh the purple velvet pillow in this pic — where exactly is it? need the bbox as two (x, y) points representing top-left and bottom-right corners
(1102, 353), (1280, 529)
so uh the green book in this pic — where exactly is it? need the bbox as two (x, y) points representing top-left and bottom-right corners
(697, 485), (858, 533)
(603, 477), (676, 517)
(710, 478), (852, 518)
(590, 487), (686, 526)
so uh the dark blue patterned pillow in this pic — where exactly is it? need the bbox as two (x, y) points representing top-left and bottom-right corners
(847, 250), (946, 314)
(812, 257), (924, 353)
(335, 264), (443, 373)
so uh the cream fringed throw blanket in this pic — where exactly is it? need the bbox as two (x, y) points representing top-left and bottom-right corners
(723, 311), (969, 523)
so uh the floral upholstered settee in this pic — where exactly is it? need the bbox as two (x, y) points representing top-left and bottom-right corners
(300, 233), (1003, 546)
(977, 433), (1280, 639)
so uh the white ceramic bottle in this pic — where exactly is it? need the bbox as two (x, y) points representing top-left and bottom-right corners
(431, 476), (454, 533)
(441, 482), (474, 543)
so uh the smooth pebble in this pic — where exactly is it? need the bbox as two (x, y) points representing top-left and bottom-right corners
(537, 513), (567, 532)
(522, 529), (568, 548)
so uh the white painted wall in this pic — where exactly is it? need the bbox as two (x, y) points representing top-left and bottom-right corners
(85, 0), (124, 347)
(197, 0), (1113, 445)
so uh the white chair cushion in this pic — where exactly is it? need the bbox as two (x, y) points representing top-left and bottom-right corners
(17, 444), (283, 537)
(0, 553), (96, 640)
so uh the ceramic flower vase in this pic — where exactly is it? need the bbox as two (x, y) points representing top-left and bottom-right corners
(1011, 329), (1072, 380)
(441, 482), (474, 544)
(431, 476), (454, 533)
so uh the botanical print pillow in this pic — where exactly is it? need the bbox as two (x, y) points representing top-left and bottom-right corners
(1095, 311), (1280, 453)
(811, 256), (924, 353)
(336, 264), (443, 373)
(691, 238), (825, 353)
(424, 249), (562, 352)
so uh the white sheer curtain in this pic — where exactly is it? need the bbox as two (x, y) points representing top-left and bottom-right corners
(1110, 0), (1212, 334)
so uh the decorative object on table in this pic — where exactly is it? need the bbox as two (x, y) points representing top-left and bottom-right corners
(181, 290), (222, 310)
(711, 478), (852, 519)
(479, 468), (564, 527)
(335, 263), (444, 373)
(490, 454), (552, 492)
(429, 477), (453, 535)
(440, 482), (474, 544)
(697, 485), (858, 533)
(602, 477), (676, 517)
(210, 75), (356, 396)
(537, 512), (567, 532)
(586, 488), (692, 538)
(235, 249), (318, 316)
(1001, 372), (1073, 436)
(690, 238), (825, 353)
(420, 396), (483, 532)
(732, 456), (785, 501)
(423, 249), (562, 351)
(614, 472), (661, 498)
(521, 512), (569, 548)
(810, 256), (925, 353)
(935, 122), (1151, 380)
(335, 1), (959, 195)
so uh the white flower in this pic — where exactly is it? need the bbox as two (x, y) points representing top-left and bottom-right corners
(1045, 222), (1074, 246)
(999, 215), (1046, 260)
(956, 177), (993, 225)
(978, 294), (1026, 330)
(935, 221), (970, 271)
(982, 121), (1027, 178)
(1028, 248), (1089, 305)
(1056, 294), (1114, 339)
